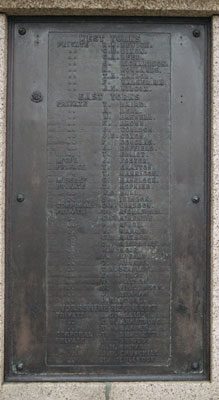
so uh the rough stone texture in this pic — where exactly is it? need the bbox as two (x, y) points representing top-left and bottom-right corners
(0, 12), (6, 386)
(211, 15), (219, 385)
(0, 0), (217, 16)
(1, 383), (106, 400)
(109, 382), (219, 399)
(0, 11), (219, 400)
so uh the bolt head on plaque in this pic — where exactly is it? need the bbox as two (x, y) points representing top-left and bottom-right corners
(16, 193), (24, 203)
(16, 362), (24, 371)
(191, 361), (199, 370)
(193, 29), (200, 38)
(192, 195), (200, 204)
(18, 27), (26, 36)
(31, 91), (43, 103)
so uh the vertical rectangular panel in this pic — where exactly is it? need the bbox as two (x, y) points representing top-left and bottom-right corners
(5, 18), (210, 381)
(47, 32), (171, 367)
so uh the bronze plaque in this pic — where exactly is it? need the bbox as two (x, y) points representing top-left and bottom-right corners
(5, 18), (210, 381)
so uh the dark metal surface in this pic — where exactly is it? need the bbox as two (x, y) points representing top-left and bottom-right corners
(5, 17), (210, 381)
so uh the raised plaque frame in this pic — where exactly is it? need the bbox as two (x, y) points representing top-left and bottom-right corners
(5, 17), (210, 382)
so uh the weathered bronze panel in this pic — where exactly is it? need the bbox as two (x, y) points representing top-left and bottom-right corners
(5, 17), (210, 381)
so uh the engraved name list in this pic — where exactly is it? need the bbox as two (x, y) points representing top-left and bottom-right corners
(47, 32), (171, 368)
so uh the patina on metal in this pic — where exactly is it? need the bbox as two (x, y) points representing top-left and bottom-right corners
(5, 17), (210, 382)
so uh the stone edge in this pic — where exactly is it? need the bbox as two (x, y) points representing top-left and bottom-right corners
(0, 1), (216, 17)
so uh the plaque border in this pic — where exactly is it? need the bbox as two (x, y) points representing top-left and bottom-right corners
(4, 16), (211, 382)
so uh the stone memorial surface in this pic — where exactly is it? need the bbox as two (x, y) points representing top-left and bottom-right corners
(5, 18), (209, 381)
